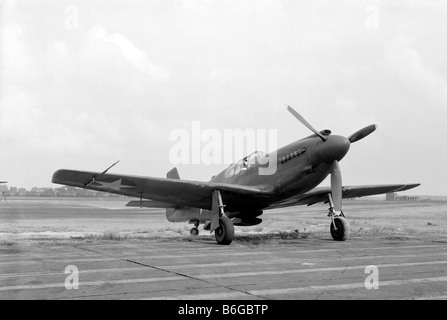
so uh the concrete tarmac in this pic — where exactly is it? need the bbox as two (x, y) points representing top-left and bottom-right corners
(1, 236), (446, 300)
(0, 199), (446, 300)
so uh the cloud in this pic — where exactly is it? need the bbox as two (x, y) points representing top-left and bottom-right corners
(0, 21), (168, 177)
(381, 35), (447, 106)
(181, 0), (285, 16)
(1, 24), (37, 82)
(91, 25), (170, 83)
(1, 1), (445, 194)
(209, 66), (234, 87)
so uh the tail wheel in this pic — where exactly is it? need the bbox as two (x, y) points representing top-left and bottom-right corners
(190, 227), (199, 236)
(330, 217), (350, 241)
(215, 216), (234, 245)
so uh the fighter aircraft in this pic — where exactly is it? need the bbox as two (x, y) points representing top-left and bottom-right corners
(52, 106), (420, 245)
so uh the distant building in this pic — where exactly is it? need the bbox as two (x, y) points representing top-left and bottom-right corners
(386, 192), (420, 201)
(0, 185), (127, 198)
(386, 193), (395, 201)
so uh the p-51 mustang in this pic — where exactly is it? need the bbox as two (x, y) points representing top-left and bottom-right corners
(52, 106), (419, 245)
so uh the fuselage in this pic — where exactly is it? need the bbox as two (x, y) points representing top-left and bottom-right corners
(210, 132), (350, 212)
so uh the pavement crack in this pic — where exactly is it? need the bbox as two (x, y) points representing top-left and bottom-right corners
(72, 244), (268, 300)
(314, 292), (324, 300)
(123, 257), (269, 300)
(341, 265), (348, 275)
(335, 249), (345, 257)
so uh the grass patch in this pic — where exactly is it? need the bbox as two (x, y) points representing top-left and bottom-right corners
(82, 232), (128, 241)
(277, 229), (307, 239)
(235, 229), (311, 246)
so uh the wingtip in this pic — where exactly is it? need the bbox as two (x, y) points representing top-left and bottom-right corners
(401, 183), (421, 191)
(51, 169), (64, 184)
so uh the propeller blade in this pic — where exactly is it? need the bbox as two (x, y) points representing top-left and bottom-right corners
(84, 160), (120, 187)
(286, 105), (327, 141)
(331, 160), (342, 212)
(348, 124), (377, 143)
(100, 160), (120, 175)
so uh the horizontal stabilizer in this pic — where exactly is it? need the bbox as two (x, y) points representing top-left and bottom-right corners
(126, 200), (177, 208)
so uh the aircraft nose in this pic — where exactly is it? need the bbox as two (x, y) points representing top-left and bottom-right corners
(318, 135), (351, 163)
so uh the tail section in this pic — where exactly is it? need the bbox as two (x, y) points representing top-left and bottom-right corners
(165, 168), (204, 222)
(166, 168), (180, 221)
(166, 167), (180, 180)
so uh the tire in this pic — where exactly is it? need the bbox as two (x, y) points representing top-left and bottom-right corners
(330, 217), (350, 241)
(215, 216), (235, 245)
(190, 227), (199, 236)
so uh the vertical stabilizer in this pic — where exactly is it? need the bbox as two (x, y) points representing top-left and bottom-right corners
(165, 168), (204, 222)
(166, 167), (180, 180)
(166, 168), (180, 221)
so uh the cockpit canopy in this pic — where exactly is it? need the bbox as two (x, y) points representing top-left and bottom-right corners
(224, 151), (268, 178)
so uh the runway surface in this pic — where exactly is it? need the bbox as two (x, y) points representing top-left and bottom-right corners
(1, 237), (447, 300)
(0, 199), (446, 300)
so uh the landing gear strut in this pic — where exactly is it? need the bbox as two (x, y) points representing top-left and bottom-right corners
(211, 190), (235, 245)
(327, 193), (350, 241)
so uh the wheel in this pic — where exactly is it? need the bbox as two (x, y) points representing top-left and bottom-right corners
(214, 216), (234, 245)
(190, 227), (199, 236)
(330, 217), (350, 241)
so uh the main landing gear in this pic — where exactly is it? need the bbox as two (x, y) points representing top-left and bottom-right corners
(214, 216), (235, 245)
(189, 190), (235, 245)
(327, 193), (350, 241)
(197, 216), (235, 245)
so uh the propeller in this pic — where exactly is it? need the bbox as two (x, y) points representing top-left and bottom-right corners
(285, 105), (378, 215)
(84, 160), (120, 187)
(286, 105), (327, 141)
(348, 124), (377, 143)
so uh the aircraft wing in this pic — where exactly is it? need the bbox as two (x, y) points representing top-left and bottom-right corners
(52, 169), (274, 210)
(292, 183), (421, 207)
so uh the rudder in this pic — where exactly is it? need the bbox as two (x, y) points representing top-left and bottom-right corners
(165, 167), (205, 223)
(166, 167), (180, 180)
(166, 168), (180, 221)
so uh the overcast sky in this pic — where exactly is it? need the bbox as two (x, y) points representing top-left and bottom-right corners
(1, 0), (446, 195)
